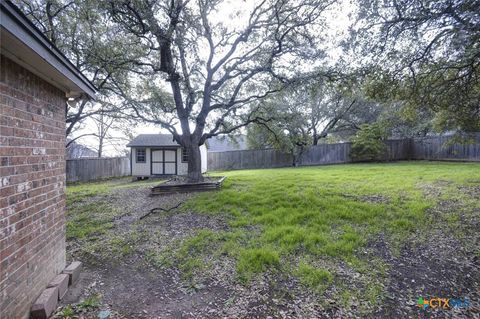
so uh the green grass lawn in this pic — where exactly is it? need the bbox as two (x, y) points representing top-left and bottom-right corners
(66, 161), (480, 313)
(173, 162), (480, 293)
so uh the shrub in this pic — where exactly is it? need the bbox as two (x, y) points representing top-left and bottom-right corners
(350, 123), (388, 162)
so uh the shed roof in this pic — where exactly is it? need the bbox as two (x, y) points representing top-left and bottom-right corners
(0, 1), (96, 99)
(126, 134), (180, 147)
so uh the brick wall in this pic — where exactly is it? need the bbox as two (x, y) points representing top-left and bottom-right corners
(0, 55), (67, 319)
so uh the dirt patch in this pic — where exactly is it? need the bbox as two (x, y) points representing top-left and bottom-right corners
(359, 195), (390, 204)
(58, 261), (345, 319)
(341, 193), (390, 204)
(368, 184), (480, 319)
(149, 211), (228, 231)
(370, 233), (480, 318)
(105, 187), (195, 222)
(57, 261), (231, 319)
(418, 180), (454, 198)
(457, 185), (480, 198)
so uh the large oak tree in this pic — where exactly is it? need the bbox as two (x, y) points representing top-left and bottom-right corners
(107, 0), (333, 182)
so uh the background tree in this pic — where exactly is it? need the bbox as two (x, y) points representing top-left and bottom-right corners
(91, 109), (126, 158)
(353, 0), (480, 134)
(246, 79), (361, 164)
(16, 0), (140, 144)
(106, 0), (334, 182)
(247, 96), (310, 166)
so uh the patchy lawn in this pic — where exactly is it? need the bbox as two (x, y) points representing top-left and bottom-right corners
(56, 162), (480, 319)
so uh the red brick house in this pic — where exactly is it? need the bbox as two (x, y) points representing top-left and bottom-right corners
(0, 2), (96, 318)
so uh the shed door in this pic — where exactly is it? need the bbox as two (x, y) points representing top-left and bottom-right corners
(151, 149), (177, 175)
(164, 150), (176, 174)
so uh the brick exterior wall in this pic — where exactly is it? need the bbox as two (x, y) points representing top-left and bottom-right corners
(0, 55), (67, 319)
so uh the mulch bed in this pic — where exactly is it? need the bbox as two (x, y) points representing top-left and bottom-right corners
(151, 176), (226, 195)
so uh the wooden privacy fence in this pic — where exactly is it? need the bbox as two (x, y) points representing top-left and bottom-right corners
(207, 148), (293, 171)
(208, 135), (480, 171)
(66, 157), (130, 182)
(412, 134), (480, 161)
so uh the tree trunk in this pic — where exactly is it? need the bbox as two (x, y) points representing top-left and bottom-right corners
(312, 126), (318, 145)
(98, 137), (103, 158)
(186, 142), (203, 183)
(291, 149), (299, 167)
(292, 144), (305, 167)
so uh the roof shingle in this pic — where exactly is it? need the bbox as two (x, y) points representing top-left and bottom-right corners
(126, 134), (180, 147)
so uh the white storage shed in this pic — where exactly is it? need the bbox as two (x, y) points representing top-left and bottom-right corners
(127, 134), (207, 177)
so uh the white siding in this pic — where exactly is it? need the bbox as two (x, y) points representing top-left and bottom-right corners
(177, 148), (189, 175)
(132, 147), (151, 176)
(200, 144), (207, 173)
